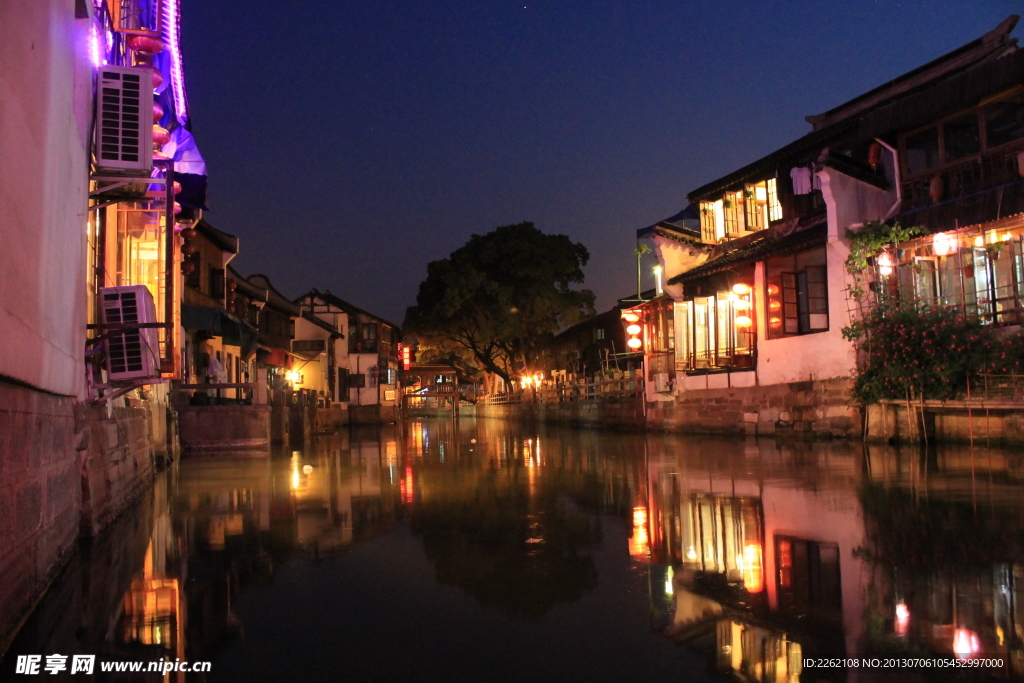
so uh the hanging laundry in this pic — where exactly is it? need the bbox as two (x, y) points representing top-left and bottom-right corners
(790, 166), (812, 194)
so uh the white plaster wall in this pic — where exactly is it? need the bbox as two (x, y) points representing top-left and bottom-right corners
(651, 234), (707, 300)
(755, 168), (896, 387)
(0, 0), (91, 397)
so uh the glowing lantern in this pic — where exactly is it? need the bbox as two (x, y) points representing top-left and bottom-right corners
(877, 251), (894, 276)
(735, 315), (753, 328)
(767, 284), (780, 296)
(770, 316), (781, 325)
(732, 283), (751, 295)
(769, 300), (781, 311)
(974, 236), (985, 247)
(932, 232), (958, 257)
(733, 299), (751, 310)
(622, 308), (643, 351)
(895, 602), (911, 636)
(153, 125), (170, 145)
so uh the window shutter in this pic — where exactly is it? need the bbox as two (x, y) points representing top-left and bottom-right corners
(782, 273), (799, 334)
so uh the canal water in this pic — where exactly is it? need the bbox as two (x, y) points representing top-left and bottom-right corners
(3, 418), (1024, 682)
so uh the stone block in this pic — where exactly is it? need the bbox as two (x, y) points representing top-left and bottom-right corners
(16, 481), (43, 538)
(743, 412), (759, 423)
(744, 423), (758, 435)
(758, 421), (777, 435)
(779, 412), (791, 422)
(758, 407), (780, 423)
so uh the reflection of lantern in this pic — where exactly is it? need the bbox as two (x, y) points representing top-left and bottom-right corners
(740, 543), (763, 593)
(629, 506), (649, 557)
(770, 316), (782, 325)
(895, 602), (910, 637)
(953, 629), (981, 659)
(767, 284), (779, 296)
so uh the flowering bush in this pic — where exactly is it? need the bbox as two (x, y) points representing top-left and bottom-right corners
(848, 303), (1024, 404)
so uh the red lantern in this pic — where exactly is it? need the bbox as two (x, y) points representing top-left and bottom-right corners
(227, 304), (236, 313)
(153, 101), (164, 122)
(181, 242), (196, 256)
(128, 35), (165, 54)
(153, 125), (170, 146)
(150, 66), (164, 88)
(181, 261), (195, 274)
(868, 142), (883, 167)
(228, 280), (237, 291)
(172, 181), (182, 195)
(180, 227), (196, 240)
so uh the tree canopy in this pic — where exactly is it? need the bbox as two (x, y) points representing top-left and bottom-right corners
(404, 222), (594, 385)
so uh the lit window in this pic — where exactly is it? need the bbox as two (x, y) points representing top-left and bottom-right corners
(765, 246), (828, 339)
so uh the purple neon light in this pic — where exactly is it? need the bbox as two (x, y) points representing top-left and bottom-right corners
(89, 25), (103, 67)
(162, 0), (188, 125)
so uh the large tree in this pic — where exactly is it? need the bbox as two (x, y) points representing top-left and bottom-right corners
(404, 222), (594, 386)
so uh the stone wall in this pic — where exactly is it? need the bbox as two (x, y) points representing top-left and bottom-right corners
(349, 404), (400, 425)
(313, 404), (348, 433)
(178, 405), (271, 453)
(0, 380), (80, 655)
(476, 397), (644, 430)
(79, 402), (154, 536)
(650, 377), (861, 438)
(476, 377), (860, 439)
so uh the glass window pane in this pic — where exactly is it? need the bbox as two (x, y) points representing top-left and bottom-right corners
(905, 127), (940, 176)
(943, 114), (980, 162)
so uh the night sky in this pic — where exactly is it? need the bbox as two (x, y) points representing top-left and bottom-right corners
(181, 1), (1019, 326)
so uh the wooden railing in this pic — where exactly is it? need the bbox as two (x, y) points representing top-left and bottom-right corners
(477, 375), (643, 406)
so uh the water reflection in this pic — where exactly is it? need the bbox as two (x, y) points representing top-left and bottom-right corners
(5, 421), (1024, 681)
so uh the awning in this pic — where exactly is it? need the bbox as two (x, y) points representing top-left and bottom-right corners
(257, 345), (291, 369)
(182, 305), (258, 352)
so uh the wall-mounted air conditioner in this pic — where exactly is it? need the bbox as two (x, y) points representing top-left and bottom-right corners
(654, 372), (672, 394)
(94, 66), (153, 173)
(100, 285), (160, 381)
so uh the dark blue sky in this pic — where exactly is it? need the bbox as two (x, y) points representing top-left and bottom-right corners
(181, 1), (1019, 325)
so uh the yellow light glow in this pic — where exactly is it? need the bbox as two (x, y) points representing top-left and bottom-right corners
(1003, 233), (1012, 242)
(770, 316), (782, 325)
(733, 299), (750, 310)
(767, 284), (779, 296)
(754, 186), (767, 202)
(285, 370), (300, 384)
(933, 232), (957, 257)
(626, 324), (642, 335)
(769, 301), (781, 311)
(629, 506), (649, 557)
(741, 543), (763, 593)
(732, 283), (750, 295)
(627, 337), (642, 349)
(621, 311), (640, 322)
(975, 236), (985, 247)
(735, 315), (753, 328)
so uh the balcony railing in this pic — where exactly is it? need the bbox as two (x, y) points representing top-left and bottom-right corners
(901, 141), (1024, 210)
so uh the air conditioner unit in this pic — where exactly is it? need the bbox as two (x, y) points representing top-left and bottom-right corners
(654, 372), (672, 394)
(100, 285), (160, 381)
(94, 66), (153, 173)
